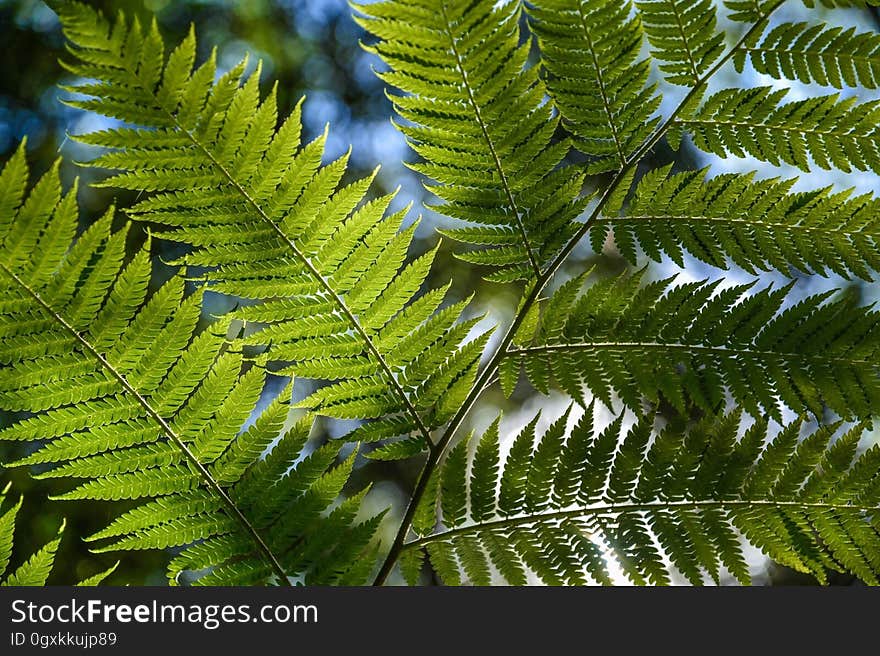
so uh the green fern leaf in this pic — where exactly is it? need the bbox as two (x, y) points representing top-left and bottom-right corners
(735, 21), (880, 89)
(506, 269), (880, 421)
(404, 408), (880, 585)
(0, 483), (116, 585)
(723, 0), (853, 23)
(353, 0), (588, 282)
(54, 1), (482, 455)
(0, 146), (381, 585)
(677, 87), (880, 173)
(594, 165), (880, 279)
(2, 521), (65, 587)
(365, 437), (427, 461)
(635, 0), (725, 86)
(527, 0), (662, 173)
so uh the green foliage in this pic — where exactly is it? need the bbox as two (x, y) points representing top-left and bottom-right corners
(353, 0), (588, 282)
(800, 0), (880, 8)
(636, 0), (725, 85)
(0, 146), (382, 585)
(735, 21), (880, 89)
(675, 87), (880, 173)
(504, 269), (880, 421)
(406, 409), (880, 585)
(4, 0), (880, 587)
(593, 165), (880, 279)
(527, 0), (661, 173)
(0, 483), (117, 586)
(53, 0), (484, 453)
(724, 0), (786, 22)
(722, 0), (874, 23)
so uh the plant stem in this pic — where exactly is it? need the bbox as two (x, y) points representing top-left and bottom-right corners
(401, 498), (880, 551)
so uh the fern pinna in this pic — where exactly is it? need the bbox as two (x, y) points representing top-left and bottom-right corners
(406, 409), (880, 585)
(0, 145), (382, 585)
(2, 0), (880, 586)
(52, 1), (484, 459)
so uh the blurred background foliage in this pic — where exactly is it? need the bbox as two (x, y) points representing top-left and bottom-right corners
(0, 0), (877, 585)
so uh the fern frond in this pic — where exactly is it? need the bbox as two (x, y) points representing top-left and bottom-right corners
(403, 409), (880, 585)
(735, 22), (880, 89)
(592, 165), (880, 279)
(527, 0), (662, 173)
(674, 87), (880, 174)
(0, 483), (116, 585)
(503, 269), (880, 421)
(635, 0), (725, 86)
(0, 146), (381, 585)
(353, 0), (588, 282)
(53, 1), (484, 452)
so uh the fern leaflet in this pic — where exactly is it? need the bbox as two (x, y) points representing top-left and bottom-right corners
(0, 146), (381, 585)
(735, 21), (880, 89)
(723, 0), (873, 22)
(0, 483), (117, 586)
(592, 165), (880, 280)
(503, 269), (880, 421)
(527, 0), (662, 174)
(404, 409), (880, 585)
(635, 0), (725, 86)
(354, 0), (588, 282)
(53, 2), (484, 453)
(674, 87), (880, 174)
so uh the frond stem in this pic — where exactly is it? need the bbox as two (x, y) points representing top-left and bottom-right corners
(509, 342), (872, 367)
(402, 498), (880, 550)
(741, 46), (880, 66)
(675, 117), (860, 137)
(595, 213), (865, 234)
